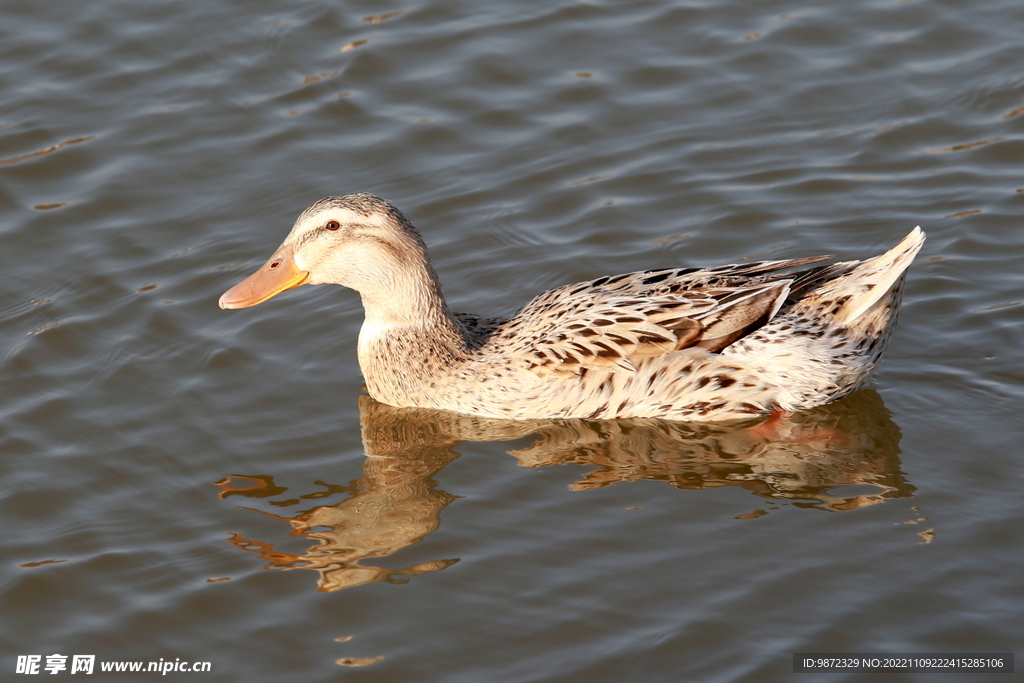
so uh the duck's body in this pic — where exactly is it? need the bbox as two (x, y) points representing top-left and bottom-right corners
(220, 194), (924, 421)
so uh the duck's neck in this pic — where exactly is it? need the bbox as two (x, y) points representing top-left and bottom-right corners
(356, 266), (471, 407)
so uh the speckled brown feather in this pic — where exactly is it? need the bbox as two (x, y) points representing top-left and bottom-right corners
(483, 258), (834, 378)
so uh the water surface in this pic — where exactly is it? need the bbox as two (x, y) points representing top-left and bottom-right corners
(2, 0), (1023, 681)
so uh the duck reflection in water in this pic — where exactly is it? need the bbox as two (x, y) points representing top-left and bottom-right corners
(217, 389), (911, 592)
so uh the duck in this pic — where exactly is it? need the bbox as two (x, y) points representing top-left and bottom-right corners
(220, 193), (924, 421)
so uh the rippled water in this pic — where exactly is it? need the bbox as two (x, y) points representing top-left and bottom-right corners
(3, 0), (1023, 680)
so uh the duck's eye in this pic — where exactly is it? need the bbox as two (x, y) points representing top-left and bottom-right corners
(326, 220), (340, 231)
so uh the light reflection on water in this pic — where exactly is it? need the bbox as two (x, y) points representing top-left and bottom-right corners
(219, 390), (910, 593)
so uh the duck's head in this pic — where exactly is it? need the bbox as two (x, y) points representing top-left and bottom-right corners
(219, 193), (435, 310)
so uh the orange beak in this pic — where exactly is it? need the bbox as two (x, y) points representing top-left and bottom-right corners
(219, 243), (310, 309)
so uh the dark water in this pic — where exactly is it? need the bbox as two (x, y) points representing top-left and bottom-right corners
(2, 0), (1023, 680)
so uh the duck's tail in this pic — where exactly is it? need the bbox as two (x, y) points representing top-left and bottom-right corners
(719, 227), (925, 413)
(820, 227), (926, 324)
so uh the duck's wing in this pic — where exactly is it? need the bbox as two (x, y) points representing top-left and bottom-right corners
(502, 256), (833, 378)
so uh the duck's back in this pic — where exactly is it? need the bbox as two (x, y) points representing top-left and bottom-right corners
(449, 228), (924, 421)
